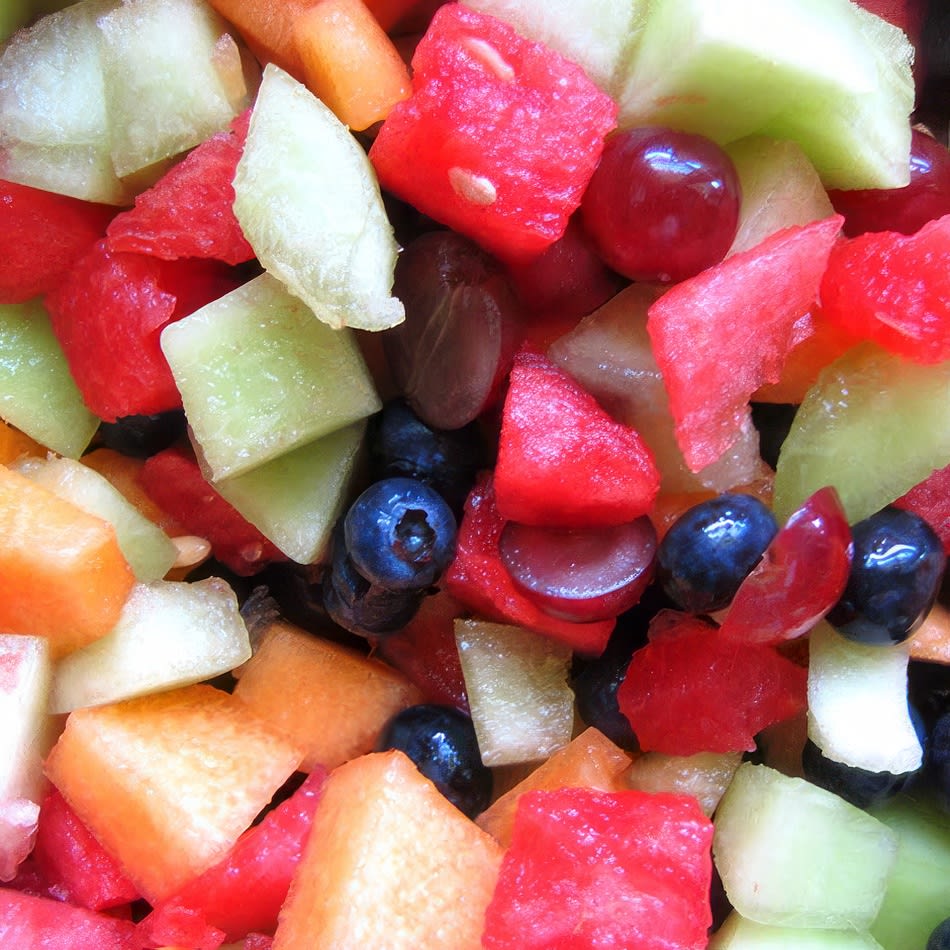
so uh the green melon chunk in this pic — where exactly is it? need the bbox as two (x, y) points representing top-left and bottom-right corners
(161, 272), (381, 481)
(0, 300), (99, 459)
(713, 762), (898, 930)
(12, 455), (177, 583)
(616, 0), (913, 189)
(0, 0), (30, 44)
(212, 420), (366, 565)
(772, 344), (950, 524)
(869, 796), (950, 950)
(710, 911), (885, 948)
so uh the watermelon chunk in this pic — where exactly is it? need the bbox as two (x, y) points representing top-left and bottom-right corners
(647, 214), (844, 471)
(0, 179), (114, 304)
(617, 612), (808, 755)
(895, 461), (950, 555)
(819, 213), (950, 363)
(493, 348), (660, 527)
(369, 3), (617, 259)
(444, 471), (616, 655)
(106, 110), (255, 265)
(482, 786), (714, 950)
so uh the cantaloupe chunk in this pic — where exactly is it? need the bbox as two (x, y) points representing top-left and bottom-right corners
(272, 749), (503, 950)
(233, 619), (423, 771)
(0, 464), (135, 658)
(44, 683), (303, 903)
(0, 421), (44, 465)
(476, 726), (633, 847)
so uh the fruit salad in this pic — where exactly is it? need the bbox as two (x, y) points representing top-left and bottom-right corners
(1, 0), (950, 947)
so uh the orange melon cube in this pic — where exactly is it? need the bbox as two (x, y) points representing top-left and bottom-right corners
(908, 601), (950, 665)
(0, 421), (44, 464)
(0, 464), (135, 657)
(273, 749), (503, 949)
(476, 727), (633, 847)
(233, 619), (423, 771)
(44, 683), (303, 903)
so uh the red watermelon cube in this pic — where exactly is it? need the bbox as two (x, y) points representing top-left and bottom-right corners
(369, 3), (617, 260)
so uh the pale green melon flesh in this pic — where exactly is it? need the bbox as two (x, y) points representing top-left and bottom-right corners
(869, 796), (950, 950)
(713, 762), (899, 930)
(50, 578), (252, 713)
(0, 0), (30, 44)
(454, 618), (574, 767)
(161, 272), (381, 481)
(0, 300), (99, 459)
(710, 911), (884, 948)
(212, 420), (366, 565)
(772, 344), (950, 524)
(12, 455), (178, 583)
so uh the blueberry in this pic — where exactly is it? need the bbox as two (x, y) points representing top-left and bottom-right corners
(929, 918), (950, 950)
(376, 704), (492, 819)
(926, 710), (950, 814)
(368, 399), (484, 514)
(827, 507), (946, 646)
(344, 477), (457, 592)
(98, 410), (186, 458)
(656, 493), (778, 614)
(801, 738), (916, 810)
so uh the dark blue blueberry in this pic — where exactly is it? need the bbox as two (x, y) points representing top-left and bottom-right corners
(98, 409), (186, 458)
(656, 493), (778, 614)
(368, 399), (484, 514)
(827, 507), (946, 646)
(376, 704), (492, 819)
(926, 710), (950, 814)
(344, 477), (457, 592)
(929, 917), (950, 950)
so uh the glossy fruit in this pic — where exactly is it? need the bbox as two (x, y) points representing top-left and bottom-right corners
(581, 125), (741, 283)
(802, 738), (912, 810)
(895, 462), (950, 554)
(657, 493), (778, 614)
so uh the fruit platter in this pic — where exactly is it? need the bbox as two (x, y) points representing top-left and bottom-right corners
(1, 0), (950, 946)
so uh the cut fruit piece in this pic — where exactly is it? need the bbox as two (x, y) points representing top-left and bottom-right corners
(0, 421), (44, 465)
(232, 618), (423, 772)
(710, 912), (885, 948)
(772, 343), (950, 524)
(0, 299), (100, 459)
(50, 577), (252, 713)
(625, 750), (743, 818)
(454, 618), (574, 767)
(0, 465), (135, 658)
(713, 762), (899, 930)
(807, 622), (922, 776)
(13, 454), (177, 582)
(161, 272), (381, 481)
(233, 63), (403, 331)
(476, 727), (632, 847)
(212, 421), (366, 565)
(271, 749), (503, 950)
(44, 683), (303, 903)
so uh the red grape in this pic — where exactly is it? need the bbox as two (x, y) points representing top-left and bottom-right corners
(580, 126), (741, 284)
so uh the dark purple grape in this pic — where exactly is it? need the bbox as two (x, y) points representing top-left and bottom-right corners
(498, 517), (657, 622)
(580, 126), (741, 284)
(385, 230), (523, 430)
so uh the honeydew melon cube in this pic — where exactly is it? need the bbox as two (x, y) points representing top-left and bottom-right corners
(50, 577), (252, 713)
(12, 455), (178, 583)
(807, 622), (922, 776)
(454, 618), (574, 767)
(96, 0), (252, 179)
(713, 763), (898, 930)
(0, 0), (29, 43)
(232, 64), (404, 332)
(710, 912), (885, 948)
(0, 300), (99, 459)
(212, 419), (366, 565)
(160, 272), (381, 481)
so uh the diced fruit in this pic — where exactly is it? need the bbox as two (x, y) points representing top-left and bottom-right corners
(646, 214), (843, 472)
(44, 683), (303, 903)
(482, 787), (713, 950)
(476, 726), (633, 847)
(625, 750), (743, 817)
(772, 343), (950, 524)
(710, 912), (886, 948)
(895, 462), (950, 555)
(369, 3), (618, 259)
(232, 618), (423, 772)
(713, 762), (899, 930)
(232, 64), (403, 331)
(493, 348), (660, 527)
(50, 577), (252, 713)
(160, 272), (381, 481)
(0, 465), (135, 658)
(454, 617), (574, 766)
(0, 299), (99, 458)
(0, 421), (44, 465)
(271, 750), (503, 950)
